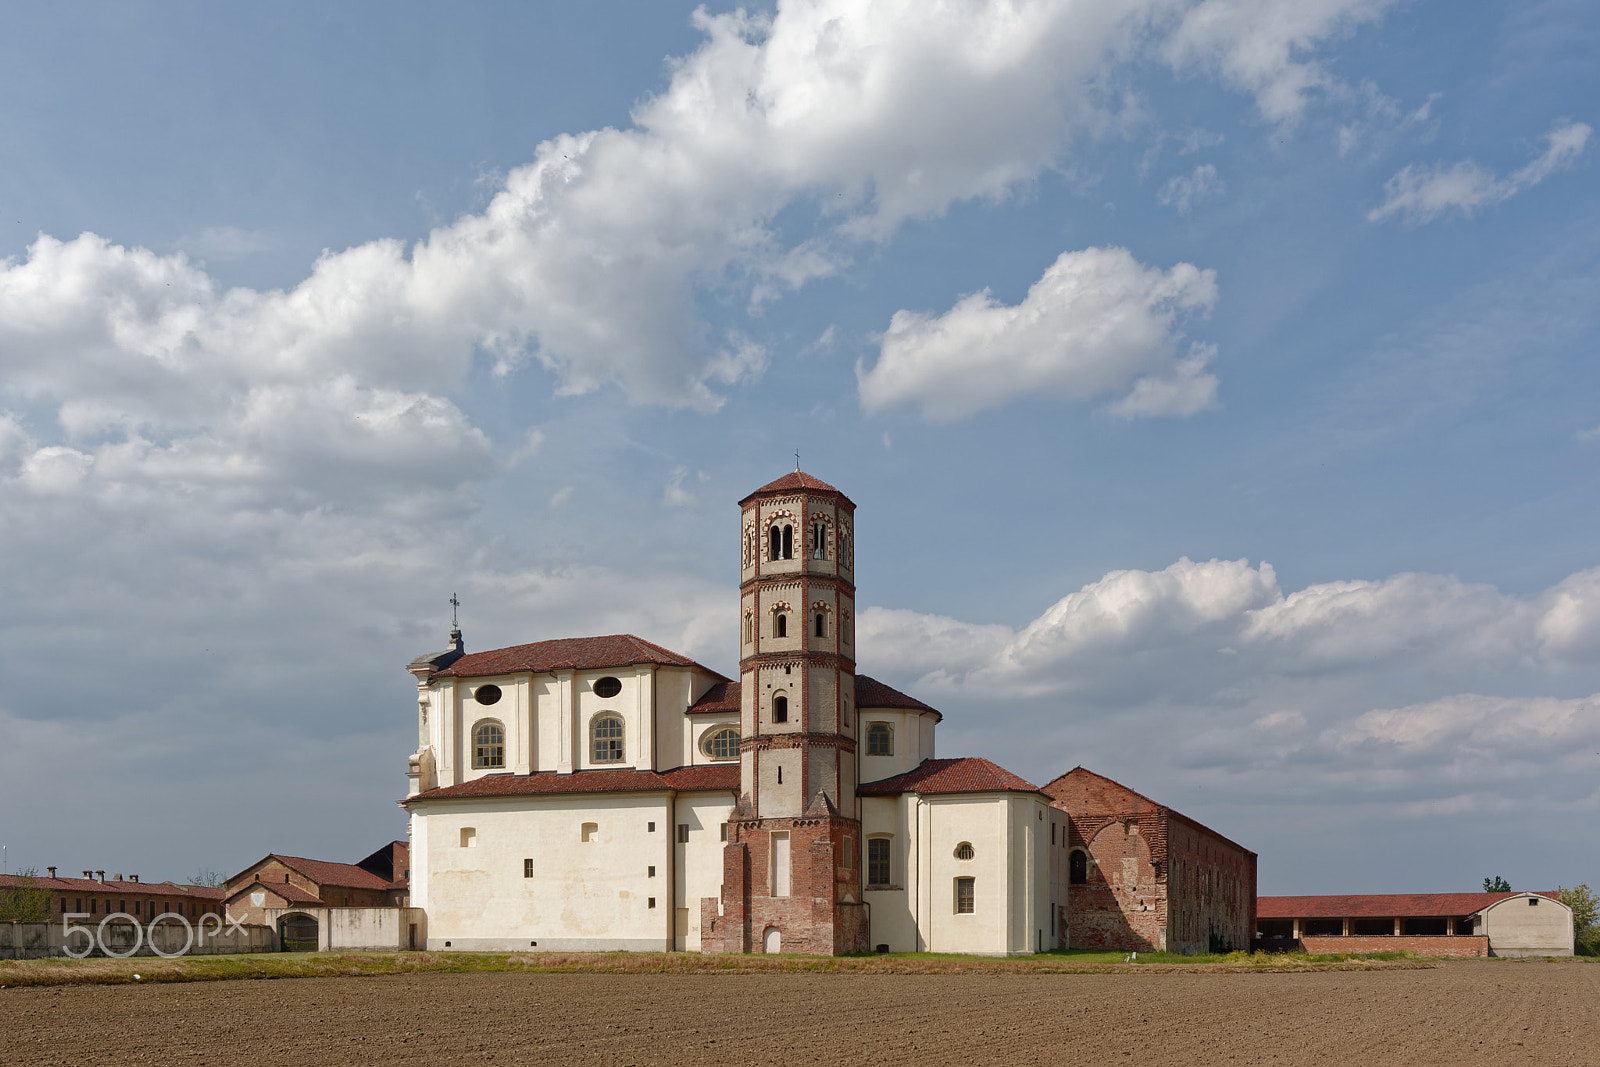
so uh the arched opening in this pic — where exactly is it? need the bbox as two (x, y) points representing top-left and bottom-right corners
(866, 721), (892, 756)
(472, 721), (505, 769)
(775, 613), (787, 638)
(772, 694), (788, 723)
(1069, 849), (1088, 885)
(782, 524), (793, 559)
(811, 521), (827, 559)
(279, 913), (319, 952)
(769, 525), (781, 561)
(763, 926), (781, 954)
(814, 612), (825, 637)
(591, 714), (625, 763)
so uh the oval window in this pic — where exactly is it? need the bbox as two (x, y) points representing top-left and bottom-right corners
(701, 727), (740, 760)
(474, 684), (502, 706)
(953, 842), (975, 861)
(593, 676), (622, 698)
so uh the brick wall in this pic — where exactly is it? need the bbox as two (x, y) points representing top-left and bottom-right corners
(704, 814), (866, 955)
(1063, 814), (1166, 951)
(1301, 935), (1488, 958)
(1165, 816), (1256, 954)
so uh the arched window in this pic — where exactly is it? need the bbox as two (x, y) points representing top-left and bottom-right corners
(810, 521), (827, 560)
(772, 694), (788, 723)
(866, 722), (892, 756)
(743, 612), (753, 643)
(1069, 849), (1088, 885)
(775, 613), (787, 638)
(814, 612), (826, 638)
(782, 524), (793, 559)
(701, 726), (740, 760)
(472, 721), (505, 769)
(953, 841), (975, 861)
(591, 714), (625, 763)
(769, 525), (781, 561)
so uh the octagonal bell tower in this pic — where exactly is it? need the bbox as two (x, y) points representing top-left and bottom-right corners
(710, 469), (867, 955)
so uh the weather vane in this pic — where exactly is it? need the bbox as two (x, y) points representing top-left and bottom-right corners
(450, 592), (461, 628)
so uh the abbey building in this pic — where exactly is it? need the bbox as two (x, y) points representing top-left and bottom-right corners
(401, 471), (1256, 955)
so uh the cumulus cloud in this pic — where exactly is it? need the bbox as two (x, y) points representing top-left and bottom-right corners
(1369, 120), (1593, 224)
(857, 247), (1219, 420)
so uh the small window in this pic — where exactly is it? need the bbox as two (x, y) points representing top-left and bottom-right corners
(775, 613), (787, 638)
(523, 858), (534, 878)
(702, 726), (740, 760)
(782, 524), (793, 559)
(743, 613), (753, 643)
(842, 835), (853, 869)
(581, 822), (599, 842)
(472, 721), (505, 768)
(814, 613), (825, 638)
(473, 684), (502, 705)
(677, 824), (690, 843)
(773, 695), (788, 723)
(1069, 849), (1087, 885)
(648, 897), (657, 909)
(1529, 897), (1539, 906)
(1051, 823), (1056, 845)
(953, 842), (975, 861)
(592, 714), (625, 762)
(720, 823), (729, 842)
(593, 676), (622, 698)
(648, 821), (656, 832)
(769, 525), (781, 561)
(460, 827), (477, 848)
(955, 877), (975, 914)
(866, 722), (892, 756)
(811, 521), (827, 560)
(868, 838), (891, 886)
(648, 866), (656, 877)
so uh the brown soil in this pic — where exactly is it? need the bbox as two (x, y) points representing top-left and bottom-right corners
(2, 958), (1595, 1066)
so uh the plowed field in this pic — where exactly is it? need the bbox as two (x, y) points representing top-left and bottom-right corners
(2, 959), (1594, 1066)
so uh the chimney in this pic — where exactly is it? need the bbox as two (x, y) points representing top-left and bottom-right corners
(113, 873), (123, 882)
(82, 870), (93, 879)
(96, 870), (106, 883)
(130, 874), (139, 883)
(47, 867), (56, 879)
(449, 627), (464, 653)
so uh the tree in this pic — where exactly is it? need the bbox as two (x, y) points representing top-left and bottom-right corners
(1557, 884), (1597, 956)
(189, 868), (224, 888)
(0, 868), (55, 922)
(1483, 876), (1512, 892)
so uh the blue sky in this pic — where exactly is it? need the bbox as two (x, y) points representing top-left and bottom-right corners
(0, 0), (1596, 896)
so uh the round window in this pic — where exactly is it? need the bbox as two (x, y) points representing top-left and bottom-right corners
(701, 727), (740, 760)
(474, 684), (502, 706)
(593, 676), (622, 698)
(953, 842), (975, 861)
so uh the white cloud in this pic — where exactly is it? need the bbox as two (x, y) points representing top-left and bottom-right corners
(857, 247), (1218, 420)
(1161, 0), (1402, 122)
(1369, 120), (1593, 224)
(1157, 163), (1224, 213)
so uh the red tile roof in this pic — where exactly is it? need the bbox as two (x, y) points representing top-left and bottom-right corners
(434, 634), (723, 680)
(259, 856), (396, 892)
(689, 680), (740, 713)
(858, 757), (1042, 797)
(407, 764), (741, 802)
(225, 879), (324, 905)
(739, 470), (854, 507)
(1258, 891), (1558, 919)
(855, 676), (942, 719)
(1042, 766), (1255, 857)
(0, 874), (223, 898)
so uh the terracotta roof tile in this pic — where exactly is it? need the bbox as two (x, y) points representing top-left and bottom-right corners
(739, 470), (854, 507)
(263, 856), (396, 892)
(407, 764), (741, 802)
(0, 874), (223, 898)
(435, 634), (723, 680)
(855, 676), (942, 719)
(1258, 891), (1558, 919)
(225, 879), (324, 905)
(689, 680), (740, 713)
(858, 757), (1042, 797)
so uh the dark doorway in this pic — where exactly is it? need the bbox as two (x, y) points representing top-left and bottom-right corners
(279, 913), (319, 952)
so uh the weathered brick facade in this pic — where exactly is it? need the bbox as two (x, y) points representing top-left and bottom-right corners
(1301, 934), (1488, 958)
(1043, 767), (1256, 954)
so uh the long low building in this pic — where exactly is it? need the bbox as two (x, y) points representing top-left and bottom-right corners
(1258, 891), (1574, 957)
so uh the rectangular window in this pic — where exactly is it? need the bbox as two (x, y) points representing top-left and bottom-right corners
(648, 822), (656, 832)
(460, 827), (477, 848)
(677, 824), (690, 843)
(720, 823), (728, 842)
(1051, 823), (1056, 845)
(648, 866), (656, 878)
(648, 897), (657, 909)
(867, 838), (891, 886)
(581, 822), (599, 842)
(523, 858), (534, 879)
(956, 877), (975, 914)
(842, 835), (853, 869)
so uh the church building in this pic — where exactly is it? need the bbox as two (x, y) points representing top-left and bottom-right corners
(400, 471), (1242, 955)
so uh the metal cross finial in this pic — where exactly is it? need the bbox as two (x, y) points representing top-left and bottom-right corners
(795, 449), (801, 472)
(449, 592), (461, 628)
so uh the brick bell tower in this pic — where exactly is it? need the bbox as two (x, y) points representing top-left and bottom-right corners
(708, 469), (868, 954)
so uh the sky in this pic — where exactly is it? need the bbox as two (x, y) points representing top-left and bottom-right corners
(0, 0), (1596, 897)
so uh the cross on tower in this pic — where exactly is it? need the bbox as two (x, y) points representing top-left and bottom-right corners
(794, 449), (800, 471)
(449, 592), (461, 628)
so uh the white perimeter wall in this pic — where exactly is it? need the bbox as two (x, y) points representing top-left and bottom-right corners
(1481, 894), (1575, 956)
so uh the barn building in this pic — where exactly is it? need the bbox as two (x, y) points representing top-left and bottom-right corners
(400, 470), (1249, 955)
(1258, 891), (1574, 957)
